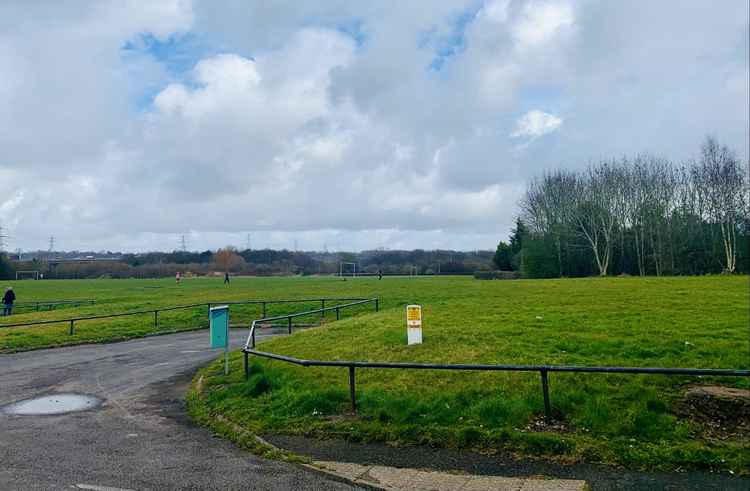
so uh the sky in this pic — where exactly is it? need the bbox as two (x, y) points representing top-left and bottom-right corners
(0, 1), (747, 253)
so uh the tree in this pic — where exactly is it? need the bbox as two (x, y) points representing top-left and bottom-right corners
(692, 137), (748, 273)
(213, 246), (246, 273)
(493, 242), (512, 270)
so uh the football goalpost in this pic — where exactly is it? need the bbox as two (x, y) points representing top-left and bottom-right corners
(339, 262), (357, 277)
(15, 270), (40, 280)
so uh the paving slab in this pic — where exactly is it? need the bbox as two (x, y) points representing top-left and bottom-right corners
(314, 461), (587, 491)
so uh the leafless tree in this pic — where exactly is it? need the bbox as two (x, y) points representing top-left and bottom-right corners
(692, 137), (748, 273)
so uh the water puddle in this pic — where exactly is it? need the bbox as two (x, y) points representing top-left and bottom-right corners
(2, 393), (103, 415)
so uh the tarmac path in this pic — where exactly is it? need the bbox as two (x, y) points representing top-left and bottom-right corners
(0, 329), (359, 491)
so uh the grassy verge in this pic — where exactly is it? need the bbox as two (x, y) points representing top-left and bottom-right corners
(191, 276), (749, 474)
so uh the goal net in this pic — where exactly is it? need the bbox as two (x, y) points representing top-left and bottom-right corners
(15, 270), (40, 280)
(339, 262), (357, 277)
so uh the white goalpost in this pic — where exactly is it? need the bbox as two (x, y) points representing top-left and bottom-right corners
(15, 270), (40, 280)
(339, 262), (357, 277)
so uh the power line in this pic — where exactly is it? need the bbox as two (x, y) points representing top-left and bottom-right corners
(0, 227), (8, 252)
(180, 234), (187, 252)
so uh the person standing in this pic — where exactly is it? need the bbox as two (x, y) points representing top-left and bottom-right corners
(224, 272), (230, 285)
(3, 287), (15, 316)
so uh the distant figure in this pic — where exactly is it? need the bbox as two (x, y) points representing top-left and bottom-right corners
(224, 272), (230, 285)
(3, 287), (15, 316)
(175, 272), (181, 284)
(378, 269), (383, 280)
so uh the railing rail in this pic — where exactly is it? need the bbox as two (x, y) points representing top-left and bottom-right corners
(244, 298), (379, 351)
(0, 297), (374, 336)
(242, 305), (750, 421)
(12, 299), (96, 312)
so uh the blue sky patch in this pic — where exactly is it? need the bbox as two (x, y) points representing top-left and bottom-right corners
(424, 2), (483, 71)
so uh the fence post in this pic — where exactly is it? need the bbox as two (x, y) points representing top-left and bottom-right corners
(348, 366), (357, 413)
(244, 352), (249, 379)
(207, 303), (211, 326)
(321, 299), (325, 317)
(540, 369), (552, 423)
(375, 299), (379, 312)
(336, 307), (340, 320)
(288, 316), (292, 334)
(69, 320), (74, 335)
(262, 302), (267, 319)
(154, 310), (158, 327)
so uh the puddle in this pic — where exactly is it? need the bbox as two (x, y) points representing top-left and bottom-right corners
(2, 393), (103, 415)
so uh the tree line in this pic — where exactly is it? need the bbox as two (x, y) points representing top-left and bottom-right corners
(496, 137), (749, 277)
(2, 247), (494, 279)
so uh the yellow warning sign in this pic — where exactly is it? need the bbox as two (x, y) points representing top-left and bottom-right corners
(406, 305), (422, 328)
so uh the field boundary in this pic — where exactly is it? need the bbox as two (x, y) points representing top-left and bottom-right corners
(242, 310), (749, 422)
(0, 297), (371, 334)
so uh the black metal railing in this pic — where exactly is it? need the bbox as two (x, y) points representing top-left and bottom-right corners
(242, 311), (750, 422)
(243, 298), (379, 351)
(12, 299), (96, 313)
(0, 297), (373, 335)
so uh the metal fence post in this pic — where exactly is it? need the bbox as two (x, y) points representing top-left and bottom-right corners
(336, 307), (340, 320)
(540, 369), (552, 423)
(262, 302), (267, 318)
(375, 299), (379, 312)
(207, 303), (211, 326)
(348, 366), (357, 413)
(288, 316), (292, 334)
(69, 320), (74, 335)
(154, 310), (158, 327)
(321, 299), (325, 317)
(244, 352), (250, 379)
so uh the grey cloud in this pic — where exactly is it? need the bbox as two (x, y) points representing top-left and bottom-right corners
(0, 0), (746, 252)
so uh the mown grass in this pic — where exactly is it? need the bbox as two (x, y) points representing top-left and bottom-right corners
(2, 275), (748, 472)
(190, 275), (749, 474)
(0, 276), (385, 351)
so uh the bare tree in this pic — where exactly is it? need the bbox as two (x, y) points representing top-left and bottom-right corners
(692, 137), (748, 273)
(213, 246), (246, 273)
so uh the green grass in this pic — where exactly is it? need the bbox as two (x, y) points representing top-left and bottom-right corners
(2, 275), (748, 472)
(190, 275), (749, 474)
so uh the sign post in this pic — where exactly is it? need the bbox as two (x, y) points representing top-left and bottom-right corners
(210, 305), (230, 375)
(406, 304), (422, 345)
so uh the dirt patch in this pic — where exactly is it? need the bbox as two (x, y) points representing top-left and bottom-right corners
(676, 385), (750, 440)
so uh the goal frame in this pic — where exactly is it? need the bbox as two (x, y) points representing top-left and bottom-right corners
(338, 262), (357, 277)
(15, 270), (40, 280)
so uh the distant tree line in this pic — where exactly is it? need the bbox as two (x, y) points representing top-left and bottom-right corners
(1, 248), (494, 280)
(497, 137), (749, 277)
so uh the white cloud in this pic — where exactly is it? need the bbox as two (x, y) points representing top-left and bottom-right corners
(510, 110), (563, 139)
(513, 1), (574, 49)
(0, 0), (746, 252)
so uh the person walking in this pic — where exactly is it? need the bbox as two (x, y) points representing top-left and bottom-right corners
(3, 287), (15, 316)
(224, 272), (230, 285)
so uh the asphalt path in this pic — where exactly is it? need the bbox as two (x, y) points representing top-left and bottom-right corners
(0, 329), (358, 491)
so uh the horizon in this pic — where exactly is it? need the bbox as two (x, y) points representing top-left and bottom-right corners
(0, 1), (747, 253)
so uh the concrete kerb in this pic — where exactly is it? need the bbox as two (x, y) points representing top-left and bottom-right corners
(191, 376), (589, 491)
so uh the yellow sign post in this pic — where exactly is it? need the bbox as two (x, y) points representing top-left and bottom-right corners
(406, 305), (422, 345)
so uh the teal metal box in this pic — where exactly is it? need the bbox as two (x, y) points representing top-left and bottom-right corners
(210, 305), (229, 349)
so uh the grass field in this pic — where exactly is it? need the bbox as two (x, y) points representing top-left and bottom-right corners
(1, 275), (748, 472)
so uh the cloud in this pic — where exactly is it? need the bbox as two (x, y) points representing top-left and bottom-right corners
(0, 0), (746, 252)
(510, 110), (563, 139)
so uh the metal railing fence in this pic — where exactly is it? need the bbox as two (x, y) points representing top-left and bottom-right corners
(242, 306), (750, 422)
(0, 297), (372, 335)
